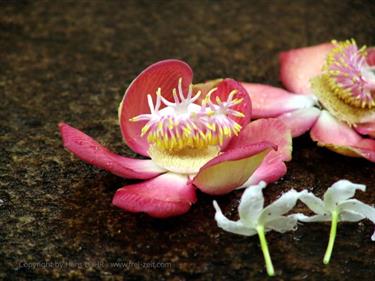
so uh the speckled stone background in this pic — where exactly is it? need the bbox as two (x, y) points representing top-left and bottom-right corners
(1, 0), (375, 280)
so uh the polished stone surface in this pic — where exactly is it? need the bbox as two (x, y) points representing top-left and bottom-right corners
(1, 0), (374, 280)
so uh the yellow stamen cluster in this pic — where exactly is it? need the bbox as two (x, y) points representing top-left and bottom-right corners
(323, 39), (375, 109)
(145, 119), (242, 152)
(130, 79), (245, 152)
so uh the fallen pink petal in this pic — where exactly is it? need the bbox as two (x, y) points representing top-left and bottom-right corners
(112, 172), (197, 218)
(310, 110), (375, 162)
(278, 107), (321, 138)
(60, 59), (292, 218)
(279, 42), (334, 95)
(242, 83), (316, 118)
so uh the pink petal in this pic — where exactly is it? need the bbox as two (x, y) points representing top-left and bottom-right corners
(310, 111), (375, 162)
(278, 107), (321, 137)
(211, 79), (252, 127)
(367, 47), (375, 66)
(119, 60), (193, 156)
(226, 118), (292, 161)
(193, 142), (275, 195)
(244, 153), (287, 186)
(354, 122), (375, 138)
(225, 118), (292, 186)
(279, 42), (333, 95)
(112, 173), (197, 218)
(241, 83), (316, 118)
(59, 122), (167, 179)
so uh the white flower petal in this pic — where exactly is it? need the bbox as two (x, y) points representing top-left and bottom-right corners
(339, 210), (365, 222)
(338, 199), (375, 223)
(266, 216), (298, 233)
(259, 189), (300, 224)
(238, 181), (266, 225)
(299, 190), (326, 215)
(371, 230), (375, 242)
(323, 180), (366, 210)
(213, 201), (257, 236)
(292, 213), (331, 222)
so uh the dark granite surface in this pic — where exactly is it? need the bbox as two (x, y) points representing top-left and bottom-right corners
(1, 0), (375, 280)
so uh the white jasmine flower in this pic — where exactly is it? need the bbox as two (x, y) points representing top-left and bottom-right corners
(213, 181), (300, 276)
(294, 179), (375, 264)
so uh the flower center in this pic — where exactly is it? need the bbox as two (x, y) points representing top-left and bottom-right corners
(323, 39), (375, 109)
(130, 78), (244, 152)
(148, 145), (220, 174)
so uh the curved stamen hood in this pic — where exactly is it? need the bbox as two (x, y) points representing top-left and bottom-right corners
(130, 78), (244, 152)
(323, 39), (375, 108)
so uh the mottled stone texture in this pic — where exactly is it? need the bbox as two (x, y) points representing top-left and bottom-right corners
(1, 0), (374, 280)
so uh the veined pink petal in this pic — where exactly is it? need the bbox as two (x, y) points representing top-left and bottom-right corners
(367, 47), (375, 66)
(310, 111), (375, 162)
(354, 122), (375, 138)
(112, 172), (196, 218)
(59, 122), (167, 179)
(211, 79), (252, 127)
(278, 107), (321, 137)
(241, 83), (316, 118)
(279, 42), (333, 95)
(193, 142), (275, 195)
(119, 60), (193, 156)
(226, 118), (292, 161)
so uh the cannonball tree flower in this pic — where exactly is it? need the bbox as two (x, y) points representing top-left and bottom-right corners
(59, 60), (292, 218)
(293, 180), (375, 265)
(242, 39), (375, 162)
(213, 181), (300, 276)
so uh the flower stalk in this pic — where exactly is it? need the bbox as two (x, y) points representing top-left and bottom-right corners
(323, 210), (338, 265)
(257, 225), (275, 276)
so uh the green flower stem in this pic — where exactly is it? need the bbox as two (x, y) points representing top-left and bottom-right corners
(323, 210), (339, 265)
(257, 225), (275, 277)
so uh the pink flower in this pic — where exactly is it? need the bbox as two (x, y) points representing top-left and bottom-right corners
(242, 39), (375, 162)
(59, 60), (292, 218)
